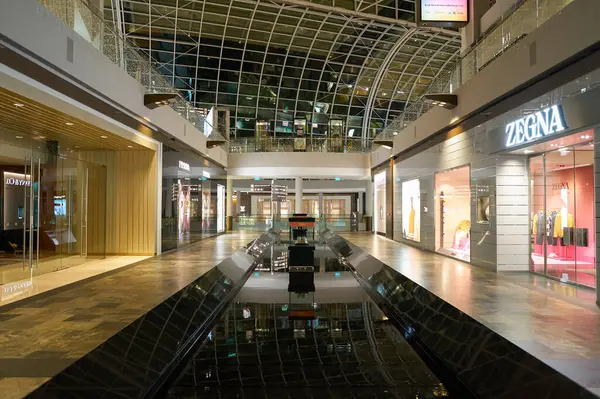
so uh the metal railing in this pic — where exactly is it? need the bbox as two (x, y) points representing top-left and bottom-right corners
(229, 137), (372, 153)
(233, 215), (366, 233)
(37, 0), (213, 135)
(386, 0), (574, 132)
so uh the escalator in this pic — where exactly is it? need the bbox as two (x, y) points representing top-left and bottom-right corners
(27, 230), (595, 399)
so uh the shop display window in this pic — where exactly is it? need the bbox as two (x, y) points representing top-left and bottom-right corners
(529, 135), (595, 288)
(434, 166), (471, 261)
(374, 171), (387, 234)
(401, 179), (420, 242)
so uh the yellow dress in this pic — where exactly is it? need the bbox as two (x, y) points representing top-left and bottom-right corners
(408, 209), (415, 235)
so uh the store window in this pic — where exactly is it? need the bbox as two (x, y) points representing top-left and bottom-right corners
(374, 171), (387, 234)
(528, 134), (595, 288)
(435, 166), (471, 261)
(401, 179), (420, 242)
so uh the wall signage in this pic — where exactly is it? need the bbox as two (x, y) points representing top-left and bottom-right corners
(5, 178), (31, 186)
(505, 105), (567, 148)
(178, 160), (190, 171)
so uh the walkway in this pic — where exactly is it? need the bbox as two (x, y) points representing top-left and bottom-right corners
(341, 232), (600, 396)
(0, 232), (255, 399)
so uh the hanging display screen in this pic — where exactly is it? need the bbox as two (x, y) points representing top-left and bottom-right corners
(420, 0), (468, 23)
(402, 179), (420, 242)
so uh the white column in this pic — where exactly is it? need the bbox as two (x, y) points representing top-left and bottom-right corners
(366, 179), (373, 217)
(226, 176), (233, 217)
(295, 177), (303, 214)
(318, 192), (324, 217)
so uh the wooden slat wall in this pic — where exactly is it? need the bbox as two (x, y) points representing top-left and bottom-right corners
(79, 150), (157, 255)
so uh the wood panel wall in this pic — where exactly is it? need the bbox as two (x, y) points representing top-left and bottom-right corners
(79, 150), (157, 255)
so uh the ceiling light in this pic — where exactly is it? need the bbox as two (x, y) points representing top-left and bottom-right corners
(38, 136), (46, 139)
(15, 135), (23, 139)
(365, 87), (369, 91)
(65, 122), (74, 126)
(100, 135), (107, 139)
(397, 91), (404, 94)
(75, 145), (80, 148)
(347, 84), (353, 88)
(393, 131), (398, 136)
(14, 103), (24, 107)
(127, 145), (133, 148)
(382, 92), (386, 96)
(524, 150), (534, 154)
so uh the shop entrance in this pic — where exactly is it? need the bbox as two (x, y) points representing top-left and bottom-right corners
(0, 143), (106, 286)
(528, 133), (596, 288)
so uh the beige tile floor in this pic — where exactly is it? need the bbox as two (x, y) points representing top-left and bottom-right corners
(0, 232), (254, 399)
(0, 256), (151, 307)
(341, 232), (600, 396)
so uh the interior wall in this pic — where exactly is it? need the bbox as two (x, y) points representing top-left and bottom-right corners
(79, 150), (157, 255)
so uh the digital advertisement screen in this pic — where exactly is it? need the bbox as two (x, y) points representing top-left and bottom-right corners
(402, 179), (420, 242)
(420, 0), (468, 23)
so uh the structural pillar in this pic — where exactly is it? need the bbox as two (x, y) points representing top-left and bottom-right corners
(226, 176), (233, 231)
(365, 179), (373, 232)
(295, 177), (303, 214)
(318, 192), (324, 217)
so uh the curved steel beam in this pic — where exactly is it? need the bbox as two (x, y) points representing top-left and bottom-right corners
(361, 27), (417, 144)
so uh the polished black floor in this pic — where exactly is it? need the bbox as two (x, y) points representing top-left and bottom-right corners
(166, 300), (447, 398)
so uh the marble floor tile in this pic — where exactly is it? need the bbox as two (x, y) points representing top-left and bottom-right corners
(0, 232), (255, 398)
(341, 232), (600, 393)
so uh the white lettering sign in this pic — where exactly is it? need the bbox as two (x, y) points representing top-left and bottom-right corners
(178, 160), (190, 171)
(505, 105), (566, 147)
(5, 178), (31, 186)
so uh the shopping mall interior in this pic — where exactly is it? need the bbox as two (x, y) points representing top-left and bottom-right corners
(2, 0), (600, 398)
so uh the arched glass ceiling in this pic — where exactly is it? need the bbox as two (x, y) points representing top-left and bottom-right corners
(105, 0), (460, 139)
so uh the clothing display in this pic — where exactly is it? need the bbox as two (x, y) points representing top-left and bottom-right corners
(408, 208), (415, 236)
(532, 210), (580, 246)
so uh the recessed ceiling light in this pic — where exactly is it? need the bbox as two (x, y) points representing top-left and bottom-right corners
(14, 103), (24, 107)
(393, 131), (398, 136)
(15, 135), (23, 139)
(65, 122), (74, 126)
(127, 145), (133, 148)
(100, 135), (107, 139)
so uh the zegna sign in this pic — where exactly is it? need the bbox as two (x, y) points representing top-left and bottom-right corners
(505, 105), (567, 148)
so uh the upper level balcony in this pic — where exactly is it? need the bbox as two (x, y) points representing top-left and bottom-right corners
(229, 137), (372, 154)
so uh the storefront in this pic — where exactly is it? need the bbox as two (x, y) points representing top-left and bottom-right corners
(0, 89), (159, 288)
(373, 170), (387, 235)
(392, 68), (600, 289)
(161, 146), (226, 252)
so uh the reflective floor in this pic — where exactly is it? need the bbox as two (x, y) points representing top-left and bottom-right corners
(168, 285), (448, 398)
(0, 232), (255, 399)
(341, 232), (600, 396)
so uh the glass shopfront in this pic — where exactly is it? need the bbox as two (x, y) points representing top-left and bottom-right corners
(391, 67), (600, 289)
(0, 149), (107, 286)
(401, 179), (420, 242)
(434, 166), (471, 262)
(161, 146), (226, 252)
(374, 170), (387, 234)
(528, 132), (596, 288)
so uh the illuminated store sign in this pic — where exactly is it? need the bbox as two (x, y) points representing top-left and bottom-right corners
(505, 105), (566, 148)
(178, 160), (190, 171)
(420, 0), (468, 23)
(5, 177), (30, 186)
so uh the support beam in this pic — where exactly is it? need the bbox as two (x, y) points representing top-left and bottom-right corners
(267, 0), (460, 35)
(295, 177), (303, 214)
(226, 176), (233, 231)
